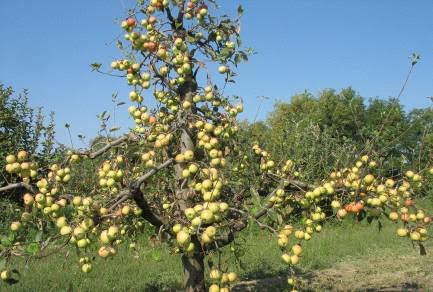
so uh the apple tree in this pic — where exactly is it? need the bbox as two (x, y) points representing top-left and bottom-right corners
(0, 1), (432, 291)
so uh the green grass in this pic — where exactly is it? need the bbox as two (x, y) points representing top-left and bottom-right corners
(4, 200), (433, 291)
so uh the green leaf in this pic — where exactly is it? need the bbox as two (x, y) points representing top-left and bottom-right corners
(109, 127), (120, 132)
(34, 231), (43, 242)
(237, 5), (244, 16)
(26, 243), (40, 255)
(90, 63), (102, 72)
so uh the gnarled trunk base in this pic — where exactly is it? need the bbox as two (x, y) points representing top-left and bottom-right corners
(182, 252), (205, 292)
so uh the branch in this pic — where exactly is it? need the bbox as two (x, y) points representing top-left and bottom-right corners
(135, 158), (174, 186)
(0, 182), (36, 194)
(266, 173), (316, 190)
(130, 187), (166, 228)
(207, 201), (275, 250)
(78, 134), (133, 159)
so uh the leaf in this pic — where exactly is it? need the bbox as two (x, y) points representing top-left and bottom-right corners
(34, 231), (43, 242)
(26, 243), (40, 256)
(117, 102), (126, 106)
(116, 40), (123, 50)
(277, 214), (283, 225)
(90, 63), (102, 72)
(1, 236), (12, 247)
(64, 123), (70, 128)
(237, 5), (244, 16)
(109, 127), (120, 132)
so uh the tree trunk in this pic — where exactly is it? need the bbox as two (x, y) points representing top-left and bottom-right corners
(182, 251), (205, 292)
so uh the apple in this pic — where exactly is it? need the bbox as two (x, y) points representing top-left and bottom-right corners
(56, 217), (67, 228)
(121, 205), (131, 216)
(60, 226), (72, 236)
(10, 221), (21, 231)
(277, 235), (288, 247)
(363, 174), (375, 185)
(72, 196), (82, 206)
(281, 253), (291, 264)
(23, 193), (34, 205)
(17, 150), (28, 161)
(292, 244), (302, 256)
(410, 231), (421, 241)
(208, 284), (220, 292)
(201, 232), (213, 244)
(81, 263), (92, 273)
(77, 238), (89, 248)
(98, 246), (111, 258)
(176, 230), (190, 246)
(184, 208), (196, 219)
(0, 270), (10, 281)
(200, 209), (214, 223)
(227, 272), (237, 282)
(290, 255), (300, 265)
(191, 217), (201, 227)
(209, 269), (221, 280)
(5, 154), (16, 164)
(389, 212), (399, 221)
(397, 228), (408, 237)
(205, 226), (216, 237)
(108, 226), (119, 238)
(172, 224), (182, 233)
(184, 150), (194, 161)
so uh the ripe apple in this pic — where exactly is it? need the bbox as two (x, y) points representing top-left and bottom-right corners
(23, 193), (34, 205)
(410, 231), (421, 241)
(121, 205), (131, 216)
(292, 244), (302, 256)
(10, 221), (21, 231)
(209, 269), (221, 279)
(77, 238), (89, 248)
(0, 270), (10, 281)
(56, 217), (67, 228)
(290, 255), (300, 265)
(176, 230), (190, 246)
(208, 284), (220, 292)
(389, 212), (399, 221)
(5, 154), (16, 164)
(227, 272), (237, 282)
(81, 263), (92, 273)
(108, 226), (119, 239)
(281, 253), (290, 264)
(60, 226), (72, 236)
(172, 224), (182, 233)
(200, 209), (214, 223)
(218, 65), (228, 74)
(397, 228), (408, 237)
(17, 150), (28, 161)
(98, 246), (111, 258)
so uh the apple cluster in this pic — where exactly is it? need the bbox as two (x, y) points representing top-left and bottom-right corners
(208, 269), (238, 292)
(4, 151), (38, 182)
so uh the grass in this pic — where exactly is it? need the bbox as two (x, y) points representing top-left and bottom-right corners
(4, 200), (433, 291)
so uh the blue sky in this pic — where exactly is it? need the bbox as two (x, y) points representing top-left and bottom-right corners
(1, 0), (433, 146)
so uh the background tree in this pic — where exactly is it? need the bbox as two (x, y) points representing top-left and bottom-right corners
(0, 1), (432, 292)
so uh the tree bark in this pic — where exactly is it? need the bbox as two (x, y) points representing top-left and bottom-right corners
(182, 250), (205, 292)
